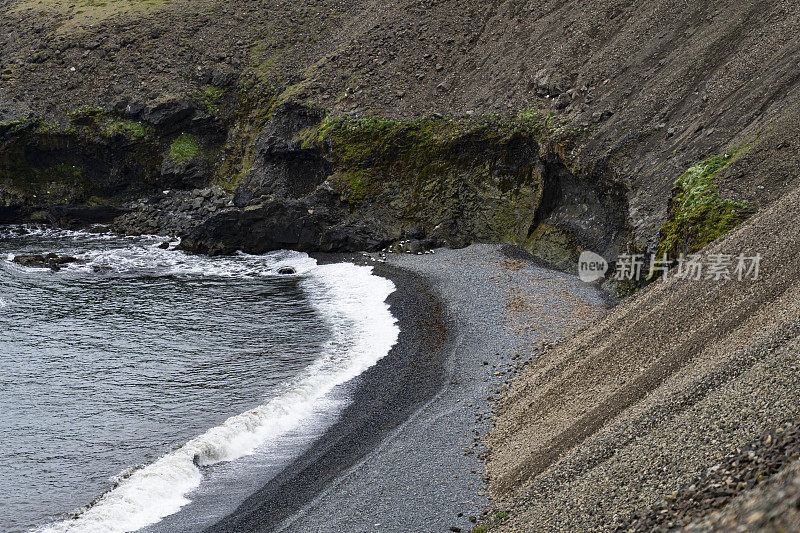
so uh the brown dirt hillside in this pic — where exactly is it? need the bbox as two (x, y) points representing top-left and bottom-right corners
(486, 179), (800, 531)
(2, 0), (800, 249)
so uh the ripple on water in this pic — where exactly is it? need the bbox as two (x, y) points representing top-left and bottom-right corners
(0, 226), (399, 533)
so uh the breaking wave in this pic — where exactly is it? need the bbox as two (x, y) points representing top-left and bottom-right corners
(4, 227), (400, 533)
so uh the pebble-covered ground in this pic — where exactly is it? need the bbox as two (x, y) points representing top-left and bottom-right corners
(621, 421), (800, 531)
(487, 166), (800, 533)
(690, 455), (800, 532)
(272, 244), (606, 533)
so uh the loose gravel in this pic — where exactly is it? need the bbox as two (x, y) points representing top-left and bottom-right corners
(273, 244), (606, 533)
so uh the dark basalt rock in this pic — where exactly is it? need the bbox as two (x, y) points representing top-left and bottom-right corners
(141, 100), (195, 128)
(50, 205), (128, 225)
(112, 186), (236, 238)
(0, 205), (21, 224)
(209, 67), (238, 87)
(179, 198), (331, 256)
(178, 190), (398, 256)
(13, 253), (79, 271)
(160, 156), (210, 189)
(276, 267), (296, 275)
(233, 102), (332, 202)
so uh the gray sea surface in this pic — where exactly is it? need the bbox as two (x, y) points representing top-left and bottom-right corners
(0, 226), (394, 533)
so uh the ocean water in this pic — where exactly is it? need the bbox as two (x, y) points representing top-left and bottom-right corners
(0, 226), (399, 533)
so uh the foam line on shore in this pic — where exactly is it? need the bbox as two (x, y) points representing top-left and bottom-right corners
(30, 234), (399, 533)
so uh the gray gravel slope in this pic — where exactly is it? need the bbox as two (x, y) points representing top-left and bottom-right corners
(488, 172), (800, 532)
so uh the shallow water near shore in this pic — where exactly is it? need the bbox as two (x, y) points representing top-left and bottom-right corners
(0, 225), (398, 533)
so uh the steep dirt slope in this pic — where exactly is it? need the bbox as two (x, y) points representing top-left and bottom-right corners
(486, 176), (800, 530)
(2, 0), (800, 254)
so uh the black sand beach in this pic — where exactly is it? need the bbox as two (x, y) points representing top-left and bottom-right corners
(200, 257), (451, 532)
(200, 244), (607, 533)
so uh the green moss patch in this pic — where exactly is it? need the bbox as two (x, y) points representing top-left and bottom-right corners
(169, 133), (200, 162)
(297, 113), (551, 244)
(67, 105), (105, 125)
(656, 149), (752, 259)
(102, 118), (150, 139)
(468, 511), (510, 533)
(199, 86), (226, 116)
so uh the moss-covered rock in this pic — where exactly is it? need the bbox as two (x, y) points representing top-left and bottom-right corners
(213, 87), (279, 191)
(298, 114), (553, 246)
(102, 118), (151, 140)
(0, 101), (223, 218)
(656, 149), (752, 259)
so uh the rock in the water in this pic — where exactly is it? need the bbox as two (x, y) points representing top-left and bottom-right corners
(12, 253), (78, 271)
(276, 267), (296, 275)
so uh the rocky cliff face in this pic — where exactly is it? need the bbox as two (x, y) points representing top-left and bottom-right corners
(1, 91), (630, 266)
(4, 0), (798, 272)
(179, 104), (628, 261)
(0, 96), (228, 225)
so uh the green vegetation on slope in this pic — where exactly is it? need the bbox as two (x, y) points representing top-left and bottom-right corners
(169, 133), (200, 162)
(656, 149), (751, 259)
(199, 86), (226, 117)
(102, 118), (150, 139)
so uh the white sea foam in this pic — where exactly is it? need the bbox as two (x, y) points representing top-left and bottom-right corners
(0, 225), (120, 241)
(36, 249), (399, 533)
(65, 245), (319, 279)
(2, 227), (318, 279)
